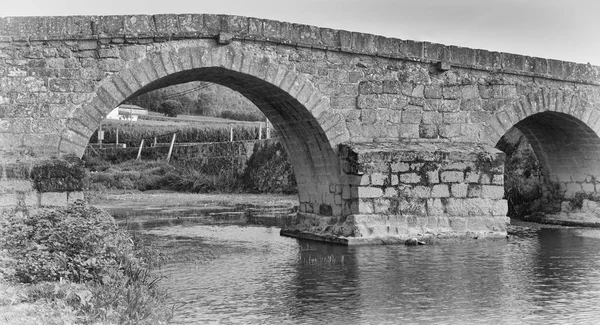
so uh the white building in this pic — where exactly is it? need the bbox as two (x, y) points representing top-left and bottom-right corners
(106, 104), (148, 121)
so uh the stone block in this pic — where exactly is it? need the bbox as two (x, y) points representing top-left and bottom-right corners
(465, 171), (479, 183)
(445, 198), (492, 217)
(460, 85), (479, 100)
(399, 173), (421, 184)
(342, 185), (351, 200)
(391, 162), (410, 173)
(479, 173), (492, 184)
(492, 199), (508, 216)
(399, 199), (427, 216)
(402, 110), (422, 124)
(431, 184), (450, 198)
(390, 174), (399, 186)
(581, 182), (595, 193)
(424, 85), (442, 99)
(40, 191), (68, 207)
(441, 171), (463, 183)
(419, 124), (438, 138)
(334, 194), (342, 205)
(481, 185), (504, 199)
(467, 184), (482, 198)
(371, 173), (387, 186)
(398, 124), (420, 138)
(358, 199), (374, 214)
(357, 186), (383, 198)
(448, 217), (468, 232)
(413, 185), (431, 198)
(426, 170), (440, 184)
(565, 183), (582, 194)
(374, 198), (391, 214)
(451, 183), (468, 198)
(383, 187), (397, 198)
(492, 174), (504, 185)
(426, 198), (445, 216)
(359, 176), (371, 186)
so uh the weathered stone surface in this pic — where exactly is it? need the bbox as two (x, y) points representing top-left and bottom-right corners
(2, 13), (600, 244)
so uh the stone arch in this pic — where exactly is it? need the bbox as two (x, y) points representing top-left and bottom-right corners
(482, 88), (600, 146)
(61, 42), (351, 217)
(485, 88), (600, 200)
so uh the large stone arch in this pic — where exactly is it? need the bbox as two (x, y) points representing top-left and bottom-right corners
(483, 88), (600, 200)
(60, 41), (351, 217)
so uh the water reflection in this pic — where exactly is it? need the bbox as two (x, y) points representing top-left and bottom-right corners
(145, 225), (600, 324)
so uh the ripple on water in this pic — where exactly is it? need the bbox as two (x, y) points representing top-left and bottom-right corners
(145, 225), (600, 324)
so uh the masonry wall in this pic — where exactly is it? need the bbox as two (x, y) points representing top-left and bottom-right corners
(1, 14), (600, 221)
(340, 142), (508, 239)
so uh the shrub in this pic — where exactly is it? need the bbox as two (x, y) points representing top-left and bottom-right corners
(158, 99), (183, 117)
(242, 141), (297, 193)
(0, 202), (131, 283)
(0, 203), (174, 324)
(220, 110), (265, 122)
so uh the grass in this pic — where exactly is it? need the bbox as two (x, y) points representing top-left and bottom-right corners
(0, 204), (175, 324)
(93, 117), (265, 148)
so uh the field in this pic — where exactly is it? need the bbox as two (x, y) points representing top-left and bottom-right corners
(91, 112), (271, 147)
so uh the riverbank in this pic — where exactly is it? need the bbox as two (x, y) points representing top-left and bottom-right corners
(0, 203), (174, 325)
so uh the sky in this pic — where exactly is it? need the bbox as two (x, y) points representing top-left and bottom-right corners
(2, 0), (599, 65)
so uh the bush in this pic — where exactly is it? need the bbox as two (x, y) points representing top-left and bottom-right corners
(158, 99), (183, 117)
(243, 141), (297, 193)
(220, 110), (265, 122)
(0, 203), (130, 283)
(0, 203), (174, 324)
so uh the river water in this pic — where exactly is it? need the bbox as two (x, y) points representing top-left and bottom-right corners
(142, 223), (600, 324)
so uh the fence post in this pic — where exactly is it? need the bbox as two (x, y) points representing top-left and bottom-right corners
(97, 125), (104, 149)
(229, 124), (233, 142)
(115, 128), (119, 148)
(258, 122), (263, 140)
(136, 139), (145, 160)
(166, 133), (177, 163)
(266, 122), (270, 139)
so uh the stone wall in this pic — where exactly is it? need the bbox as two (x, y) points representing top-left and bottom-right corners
(0, 158), (85, 212)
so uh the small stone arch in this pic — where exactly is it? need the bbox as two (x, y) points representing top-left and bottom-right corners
(59, 41), (351, 217)
(482, 88), (600, 147)
(485, 88), (600, 200)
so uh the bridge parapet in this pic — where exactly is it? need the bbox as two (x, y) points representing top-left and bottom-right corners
(1, 14), (599, 85)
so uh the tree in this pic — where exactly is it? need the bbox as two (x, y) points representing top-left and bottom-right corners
(159, 99), (184, 117)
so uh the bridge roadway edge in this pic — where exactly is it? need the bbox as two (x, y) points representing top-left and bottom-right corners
(1, 14), (599, 86)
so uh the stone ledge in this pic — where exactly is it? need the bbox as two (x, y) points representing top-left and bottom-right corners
(1, 14), (598, 85)
(280, 228), (509, 245)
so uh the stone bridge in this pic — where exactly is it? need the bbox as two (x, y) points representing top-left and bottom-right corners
(1, 14), (600, 244)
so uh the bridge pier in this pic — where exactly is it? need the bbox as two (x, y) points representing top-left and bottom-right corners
(281, 141), (509, 244)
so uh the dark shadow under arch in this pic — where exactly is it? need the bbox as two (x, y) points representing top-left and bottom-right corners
(497, 111), (600, 217)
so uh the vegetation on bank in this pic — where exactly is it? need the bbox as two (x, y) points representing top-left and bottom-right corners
(84, 141), (297, 195)
(0, 202), (173, 324)
(91, 120), (264, 148)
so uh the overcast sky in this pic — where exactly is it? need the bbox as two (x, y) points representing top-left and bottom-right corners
(3, 0), (599, 65)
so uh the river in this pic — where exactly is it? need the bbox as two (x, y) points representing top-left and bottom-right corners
(140, 222), (600, 324)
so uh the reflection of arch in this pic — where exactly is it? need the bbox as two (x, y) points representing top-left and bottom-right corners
(61, 43), (350, 216)
(487, 89), (600, 197)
